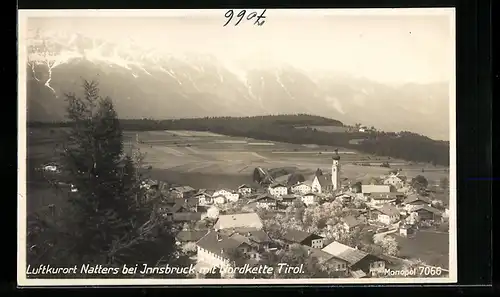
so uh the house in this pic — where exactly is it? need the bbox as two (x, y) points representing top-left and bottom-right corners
(193, 189), (214, 206)
(213, 195), (227, 205)
(302, 246), (350, 277)
(361, 185), (391, 198)
(376, 204), (401, 225)
(368, 192), (404, 206)
(399, 224), (416, 238)
(322, 241), (387, 277)
(280, 194), (299, 206)
(268, 182), (288, 197)
(254, 193), (279, 209)
(195, 192), (213, 206)
(195, 231), (254, 277)
(341, 216), (364, 233)
(282, 229), (325, 249)
(221, 228), (273, 251)
(291, 181), (313, 195)
(226, 233), (263, 260)
(312, 174), (334, 193)
(213, 189), (240, 202)
(238, 184), (253, 195)
(175, 230), (209, 244)
(213, 212), (264, 231)
(403, 195), (432, 211)
(410, 205), (443, 222)
(301, 192), (320, 206)
(335, 193), (354, 204)
(383, 174), (405, 189)
(170, 186), (196, 199)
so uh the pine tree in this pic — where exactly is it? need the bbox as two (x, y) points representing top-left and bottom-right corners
(36, 80), (177, 269)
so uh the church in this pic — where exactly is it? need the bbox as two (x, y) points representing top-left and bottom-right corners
(311, 151), (341, 194)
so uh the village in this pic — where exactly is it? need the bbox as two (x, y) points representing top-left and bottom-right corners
(120, 151), (451, 279)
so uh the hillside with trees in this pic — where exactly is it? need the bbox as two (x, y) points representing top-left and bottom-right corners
(27, 81), (180, 278)
(29, 114), (449, 166)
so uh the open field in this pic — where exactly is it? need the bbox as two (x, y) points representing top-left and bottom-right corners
(395, 230), (449, 269)
(26, 128), (449, 191)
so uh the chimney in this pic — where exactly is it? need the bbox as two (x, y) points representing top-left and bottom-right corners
(307, 250), (311, 256)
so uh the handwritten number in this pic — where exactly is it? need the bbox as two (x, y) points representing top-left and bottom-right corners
(223, 9), (266, 26)
(223, 10), (233, 27)
(235, 10), (246, 26)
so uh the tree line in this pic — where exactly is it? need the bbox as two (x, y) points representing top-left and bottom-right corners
(29, 114), (449, 166)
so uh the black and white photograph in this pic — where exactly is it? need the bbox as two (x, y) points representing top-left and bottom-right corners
(18, 8), (456, 285)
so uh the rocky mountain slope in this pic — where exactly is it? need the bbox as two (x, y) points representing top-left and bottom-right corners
(25, 29), (450, 140)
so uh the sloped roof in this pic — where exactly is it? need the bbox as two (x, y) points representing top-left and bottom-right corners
(196, 231), (244, 260)
(303, 192), (320, 197)
(404, 195), (432, 204)
(223, 228), (272, 244)
(176, 230), (209, 242)
(172, 212), (203, 222)
(315, 174), (333, 187)
(342, 215), (363, 228)
(282, 229), (322, 243)
(361, 185), (391, 194)
(411, 205), (442, 215)
(238, 184), (252, 189)
(229, 233), (253, 245)
(322, 241), (368, 266)
(371, 192), (403, 200)
(293, 180), (313, 187)
(214, 212), (263, 230)
(303, 246), (343, 264)
(269, 182), (287, 188)
(255, 193), (279, 201)
(378, 204), (400, 216)
(281, 194), (299, 200)
(171, 186), (196, 193)
(350, 270), (367, 278)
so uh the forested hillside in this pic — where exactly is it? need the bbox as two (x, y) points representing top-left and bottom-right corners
(29, 114), (449, 166)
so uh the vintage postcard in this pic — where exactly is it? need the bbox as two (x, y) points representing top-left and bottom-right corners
(17, 8), (456, 286)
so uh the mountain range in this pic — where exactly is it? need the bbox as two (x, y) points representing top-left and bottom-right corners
(25, 29), (450, 141)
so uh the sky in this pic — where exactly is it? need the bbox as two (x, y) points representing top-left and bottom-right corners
(26, 9), (455, 85)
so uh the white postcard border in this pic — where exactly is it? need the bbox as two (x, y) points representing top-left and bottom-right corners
(17, 8), (457, 286)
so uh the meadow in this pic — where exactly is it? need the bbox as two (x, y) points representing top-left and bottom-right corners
(395, 230), (450, 269)
(25, 128), (450, 211)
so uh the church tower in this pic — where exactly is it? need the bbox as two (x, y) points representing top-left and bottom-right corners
(332, 149), (341, 191)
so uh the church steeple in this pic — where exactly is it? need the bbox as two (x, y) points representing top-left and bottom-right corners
(331, 149), (341, 191)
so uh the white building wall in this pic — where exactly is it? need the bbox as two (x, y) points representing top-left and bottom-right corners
(269, 187), (288, 197)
